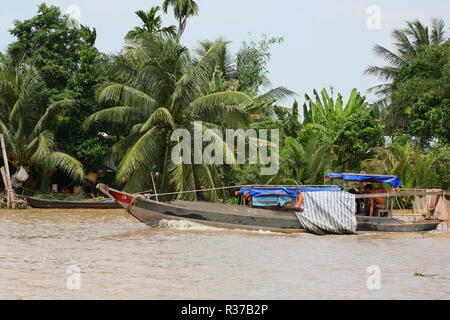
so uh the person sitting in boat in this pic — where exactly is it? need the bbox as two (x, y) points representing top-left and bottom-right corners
(364, 184), (387, 217)
(349, 188), (364, 215)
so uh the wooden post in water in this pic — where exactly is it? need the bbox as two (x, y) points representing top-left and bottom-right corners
(0, 134), (15, 209)
(1, 167), (8, 207)
(151, 172), (159, 202)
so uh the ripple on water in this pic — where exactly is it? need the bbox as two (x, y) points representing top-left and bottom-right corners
(0, 209), (449, 299)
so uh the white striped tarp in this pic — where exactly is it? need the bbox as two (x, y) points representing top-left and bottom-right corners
(295, 191), (357, 235)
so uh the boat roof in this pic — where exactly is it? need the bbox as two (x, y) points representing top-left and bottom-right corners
(238, 186), (343, 197)
(325, 173), (401, 188)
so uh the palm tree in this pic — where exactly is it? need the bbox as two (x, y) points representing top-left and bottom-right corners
(365, 18), (447, 107)
(125, 6), (176, 41)
(83, 34), (254, 199)
(162, 0), (199, 40)
(362, 141), (437, 188)
(195, 39), (235, 81)
(0, 53), (85, 184)
(267, 133), (332, 185)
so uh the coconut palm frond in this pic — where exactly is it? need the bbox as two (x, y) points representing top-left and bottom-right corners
(47, 152), (85, 183)
(373, 44), (408, 68)
(363, 65), (399, 82)
(98, 82), (157, 112)
(141, 107), (175, 133)
(431, 18), (446, 45)
(33, 99), (77, 137)
(82, 106), (150, 132)
(115, 125), (162, 183)
(109, 125), (143, 162)
(255, 86), (296, 102)
(190, 91), (252, 116)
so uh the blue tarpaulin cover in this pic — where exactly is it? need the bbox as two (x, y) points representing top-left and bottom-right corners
(325, 173), (401, 188)
(252, 196), (293, 207)
(238, 186), (343, 198)
(238, 186), (343, 208)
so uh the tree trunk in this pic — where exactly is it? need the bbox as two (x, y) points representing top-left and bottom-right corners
(177, 17), (187, 41)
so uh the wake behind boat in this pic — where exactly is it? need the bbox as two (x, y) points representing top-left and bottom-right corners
(97, 174), (445, 234)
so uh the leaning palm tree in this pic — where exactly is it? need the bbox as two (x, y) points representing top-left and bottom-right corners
(267, 133), (332, 186)
(162, 0), (199, 40)
(125, 6), (176, 41)
(83, 34), (254, 200)
(364, 18), (447, 107)
(0, 53), (85, 183)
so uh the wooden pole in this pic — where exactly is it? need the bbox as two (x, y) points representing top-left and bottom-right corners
(0, 134), (15, 209)
(0, 166), (9, 207)
(151, 172), (159, 202)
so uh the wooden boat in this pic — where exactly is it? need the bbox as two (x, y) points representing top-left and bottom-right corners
(97, 184), (441, 233)
(22, 195), (121, 209)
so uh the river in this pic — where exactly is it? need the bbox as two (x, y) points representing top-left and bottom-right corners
(0, 208), (449, 299)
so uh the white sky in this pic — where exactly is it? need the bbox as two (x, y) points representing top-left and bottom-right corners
(1, 0), (449, 107)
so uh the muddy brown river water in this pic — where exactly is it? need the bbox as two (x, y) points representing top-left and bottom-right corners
(0, 208), (449, 299)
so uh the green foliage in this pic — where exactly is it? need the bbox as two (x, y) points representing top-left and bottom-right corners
(6, 3), (106, 174)
(431, 146), (450, 190)
(269, 132), (332, 185)
(71, 138), (110, 173)
(162, 0), (199, 40)
(0, 54), (84, 182)
(391, 41), (450, 146)
(363, 141), (438, 189)
(83, 35), (255, 199)
(1, 5), (447, 195)
(302, 88), (383, 171)
(365, 18), (447, 107)
(273, 100), (302, 139)
(332, 111), (384, 171)
(236, 34), (284, 93)
(8, 3), (97, 100)
(125, 6), (176, 41)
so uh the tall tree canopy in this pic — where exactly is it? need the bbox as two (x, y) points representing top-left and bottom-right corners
(83, 34), (256, 198)
(390, 40), (449, 146)
(7, 3), (109, 172)
(0, 53), (85, 182)
(365, 18), (447, 108)
(126, 6), (176, 41)
(8, 3), (97, 101)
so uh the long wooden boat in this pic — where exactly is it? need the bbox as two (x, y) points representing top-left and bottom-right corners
(22, 195), (121, 209)
(97, 184), (441, 233)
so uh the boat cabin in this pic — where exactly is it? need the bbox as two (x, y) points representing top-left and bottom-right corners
(325, 173), (401, 217)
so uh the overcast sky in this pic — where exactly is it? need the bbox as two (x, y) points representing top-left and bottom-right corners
(1, 0), (449, 107)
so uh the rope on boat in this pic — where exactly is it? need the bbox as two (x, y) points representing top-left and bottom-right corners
(136, 185), (243, 197)
(135, 184), (334, 198)
(127, 194), (146, 216)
